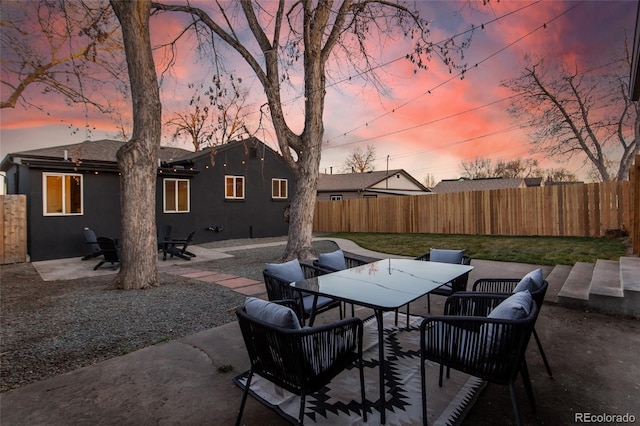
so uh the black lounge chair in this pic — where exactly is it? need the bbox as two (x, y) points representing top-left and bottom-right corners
(94, 237), (120, 270)
(162, 231), (196, 261)
(157, 224), (172, 252)
(235, 299), (366, 426)
(81, 228), (102, 260)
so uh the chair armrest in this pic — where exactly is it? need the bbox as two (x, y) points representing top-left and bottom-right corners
(343, 254), (375, 268)
(300, 262), (325, 278)
(472, 278), (520, 293)
(443, 292), (510, 317)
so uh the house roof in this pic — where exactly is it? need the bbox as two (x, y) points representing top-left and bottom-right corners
(317, 169), (428, 192)
(176, 137), (282, 163)
(1, 139), (192, 172)
(431, 177), (527, 193)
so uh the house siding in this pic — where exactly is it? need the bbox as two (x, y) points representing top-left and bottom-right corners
(158, 143), (293, 242)
(3, 139), (294, 261)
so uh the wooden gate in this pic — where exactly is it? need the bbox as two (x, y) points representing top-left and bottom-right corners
(1, 195), (28, 264)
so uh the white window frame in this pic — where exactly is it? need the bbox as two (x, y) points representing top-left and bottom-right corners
(225, 175), (245, 199)
(271, 178), (288, 199)
(42, 172), (83, 216)
(163, 178), (190, 213)
(330, 195), (343, 201)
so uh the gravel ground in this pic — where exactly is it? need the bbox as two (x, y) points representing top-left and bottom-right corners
(0, 239), (339, 393)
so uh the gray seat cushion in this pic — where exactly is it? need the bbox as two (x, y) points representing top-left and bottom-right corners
(430, 248), (464, 264)
(317, 249), (347, 271)
(245, 297), (301, 330)
(513, 268), (544, 293)
(264, 259), (305, 283)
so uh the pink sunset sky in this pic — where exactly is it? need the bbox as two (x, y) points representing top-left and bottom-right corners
(1, 0), (637, 184)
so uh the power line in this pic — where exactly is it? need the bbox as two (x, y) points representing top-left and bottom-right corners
(323, 1), (584, 147)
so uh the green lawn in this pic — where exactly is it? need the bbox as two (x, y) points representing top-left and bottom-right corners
(325, 232), (629, 265)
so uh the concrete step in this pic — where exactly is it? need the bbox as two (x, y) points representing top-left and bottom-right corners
(620, 257), (640, 318)
(557, 262), (594, 308)
(620, 257), (640, 292)
(589, 259), (623, 298)
(544, 264), (573, 304)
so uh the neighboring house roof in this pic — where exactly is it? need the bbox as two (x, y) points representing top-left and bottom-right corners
(431, 178), (527, 193)
(317, 169), (429, 194)
(524, 177), (543, 187)
(544, 180), (584, 186)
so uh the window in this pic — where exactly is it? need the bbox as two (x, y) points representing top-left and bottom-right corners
(363, 194), (378, 199)
(330, 195), (343, 201)
(164, 178), (190, 213)
(43, 173), (83, 215)
(225, 175), (245, 199)
(272, 178), (288, 199)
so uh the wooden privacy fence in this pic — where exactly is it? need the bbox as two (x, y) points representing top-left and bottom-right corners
(1, 194), (28, 264)
(313, 181), (632, 238)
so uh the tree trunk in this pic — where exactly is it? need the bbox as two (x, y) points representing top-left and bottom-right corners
(110, 0), (161, 289)
(282, 143), (321, 261)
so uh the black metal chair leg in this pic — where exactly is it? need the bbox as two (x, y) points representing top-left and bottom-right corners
(520, 359), (537, 413)
(421, 356), (428, 426)
(359, 360), (367, 422)
(509, 382), (523, 426)
(236, 371), (253, 426)
(533, 328), (553, 377)
(427, 294), (431, 314)
(298, 393), (306, 425)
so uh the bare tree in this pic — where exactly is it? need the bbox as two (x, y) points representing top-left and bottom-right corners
(110, 0), (162, 290)
(1, 0), (126, 112)
(543, 167), (577, 182)
(503, 52), (640, 182)
(460, 157), (495, 179)
(493, 158), (539, 179)
(341, 144), (376, 173)
(152, 0), (470, 260)
(423, 173), (436, 189)
(166, 77), (251, 151)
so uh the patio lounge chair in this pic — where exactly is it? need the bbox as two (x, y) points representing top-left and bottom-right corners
(235, 298), (366, 426)
(157, 224), (172, 251)
(420, 291), (539, 426)
(81, 227), (102, 260)
(93, 237), (120, 270)
(472, 270), (553, 377)
(162, 231), (196, 261)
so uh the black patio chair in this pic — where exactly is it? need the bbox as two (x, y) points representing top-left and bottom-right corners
(262, 259), (342, 326)
(473, 275), (553, 377)
(162, 230), (196, 261)
(420, 291), (539, 426)
(235, 299), (366, 426)
(415, 250), (472, 313)
(81, 227), (102, 260)
(94, 237), (120, 270)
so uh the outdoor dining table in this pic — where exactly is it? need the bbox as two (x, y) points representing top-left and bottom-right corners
(291, 258), (474, 424)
